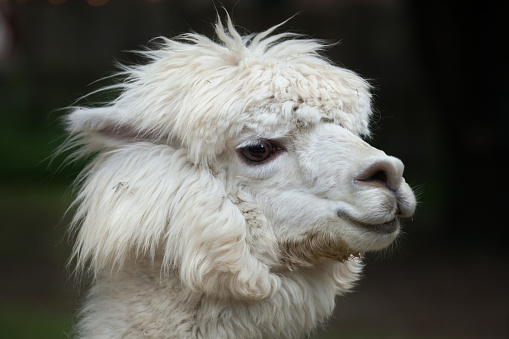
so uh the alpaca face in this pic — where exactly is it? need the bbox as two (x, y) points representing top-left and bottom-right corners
(66, 19), (416, 300)
(222, 122), (415, 267)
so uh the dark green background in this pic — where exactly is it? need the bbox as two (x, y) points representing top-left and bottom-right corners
(0, 0), (507, 338)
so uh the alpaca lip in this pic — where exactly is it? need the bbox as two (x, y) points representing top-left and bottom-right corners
(338, 212), (399, 234)
(356, 218), (399, 234)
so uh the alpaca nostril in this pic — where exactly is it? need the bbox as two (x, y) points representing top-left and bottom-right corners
(355, 157), (404, 191)
(365, 170), (388, 186)
(357, 167), (392, 189)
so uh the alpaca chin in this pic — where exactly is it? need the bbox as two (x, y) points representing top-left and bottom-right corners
(278, 232), (362, 271)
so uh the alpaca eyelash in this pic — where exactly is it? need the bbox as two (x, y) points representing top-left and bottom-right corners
(236, 138), (286, 150)
(237, 139), (270, 150)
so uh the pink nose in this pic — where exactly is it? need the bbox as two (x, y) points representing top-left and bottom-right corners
(355, 156), (404, 191)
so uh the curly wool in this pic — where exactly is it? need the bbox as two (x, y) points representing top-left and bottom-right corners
(67, 18), (372, 164)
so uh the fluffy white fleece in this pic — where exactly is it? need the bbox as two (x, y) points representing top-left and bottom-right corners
(65, 16), (416, 339)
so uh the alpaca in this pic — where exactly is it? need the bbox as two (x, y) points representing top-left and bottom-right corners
(65, 17), (416, 339)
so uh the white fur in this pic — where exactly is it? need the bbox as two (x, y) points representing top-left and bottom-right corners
(66, 16), (416, 339)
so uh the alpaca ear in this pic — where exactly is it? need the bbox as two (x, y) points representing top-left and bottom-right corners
(163, 164), (281, 300)
(67, 107), (125, 136)
(66, 107), (171, 148)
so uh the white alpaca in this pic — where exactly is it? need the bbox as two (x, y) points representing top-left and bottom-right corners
(66, 17), (416, 339)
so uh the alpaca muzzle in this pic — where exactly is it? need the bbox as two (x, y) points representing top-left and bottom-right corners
(354, 155), (416, 217)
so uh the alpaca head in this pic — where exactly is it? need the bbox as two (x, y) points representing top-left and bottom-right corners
(66, 18), (416, 301)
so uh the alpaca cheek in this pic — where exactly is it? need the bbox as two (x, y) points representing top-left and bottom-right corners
(168, 169), (282, 301)
(227, 187), (280, 268)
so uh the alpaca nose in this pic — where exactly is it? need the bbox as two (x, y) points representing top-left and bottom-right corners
(355, 156), (404, 191)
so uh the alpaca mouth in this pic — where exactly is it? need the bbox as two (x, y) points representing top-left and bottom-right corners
(350, 218), (399, 234)
(337, 210), (399, 234)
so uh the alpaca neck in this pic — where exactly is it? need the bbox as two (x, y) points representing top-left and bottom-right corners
(76, 259), (361, 339)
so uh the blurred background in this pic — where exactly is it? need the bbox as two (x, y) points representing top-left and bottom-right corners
(0, 0), (507, 338)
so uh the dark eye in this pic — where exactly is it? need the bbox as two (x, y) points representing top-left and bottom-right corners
(240, 140), (275, 163)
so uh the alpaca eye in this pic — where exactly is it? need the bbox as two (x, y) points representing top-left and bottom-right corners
(240, 140), (275, 163)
